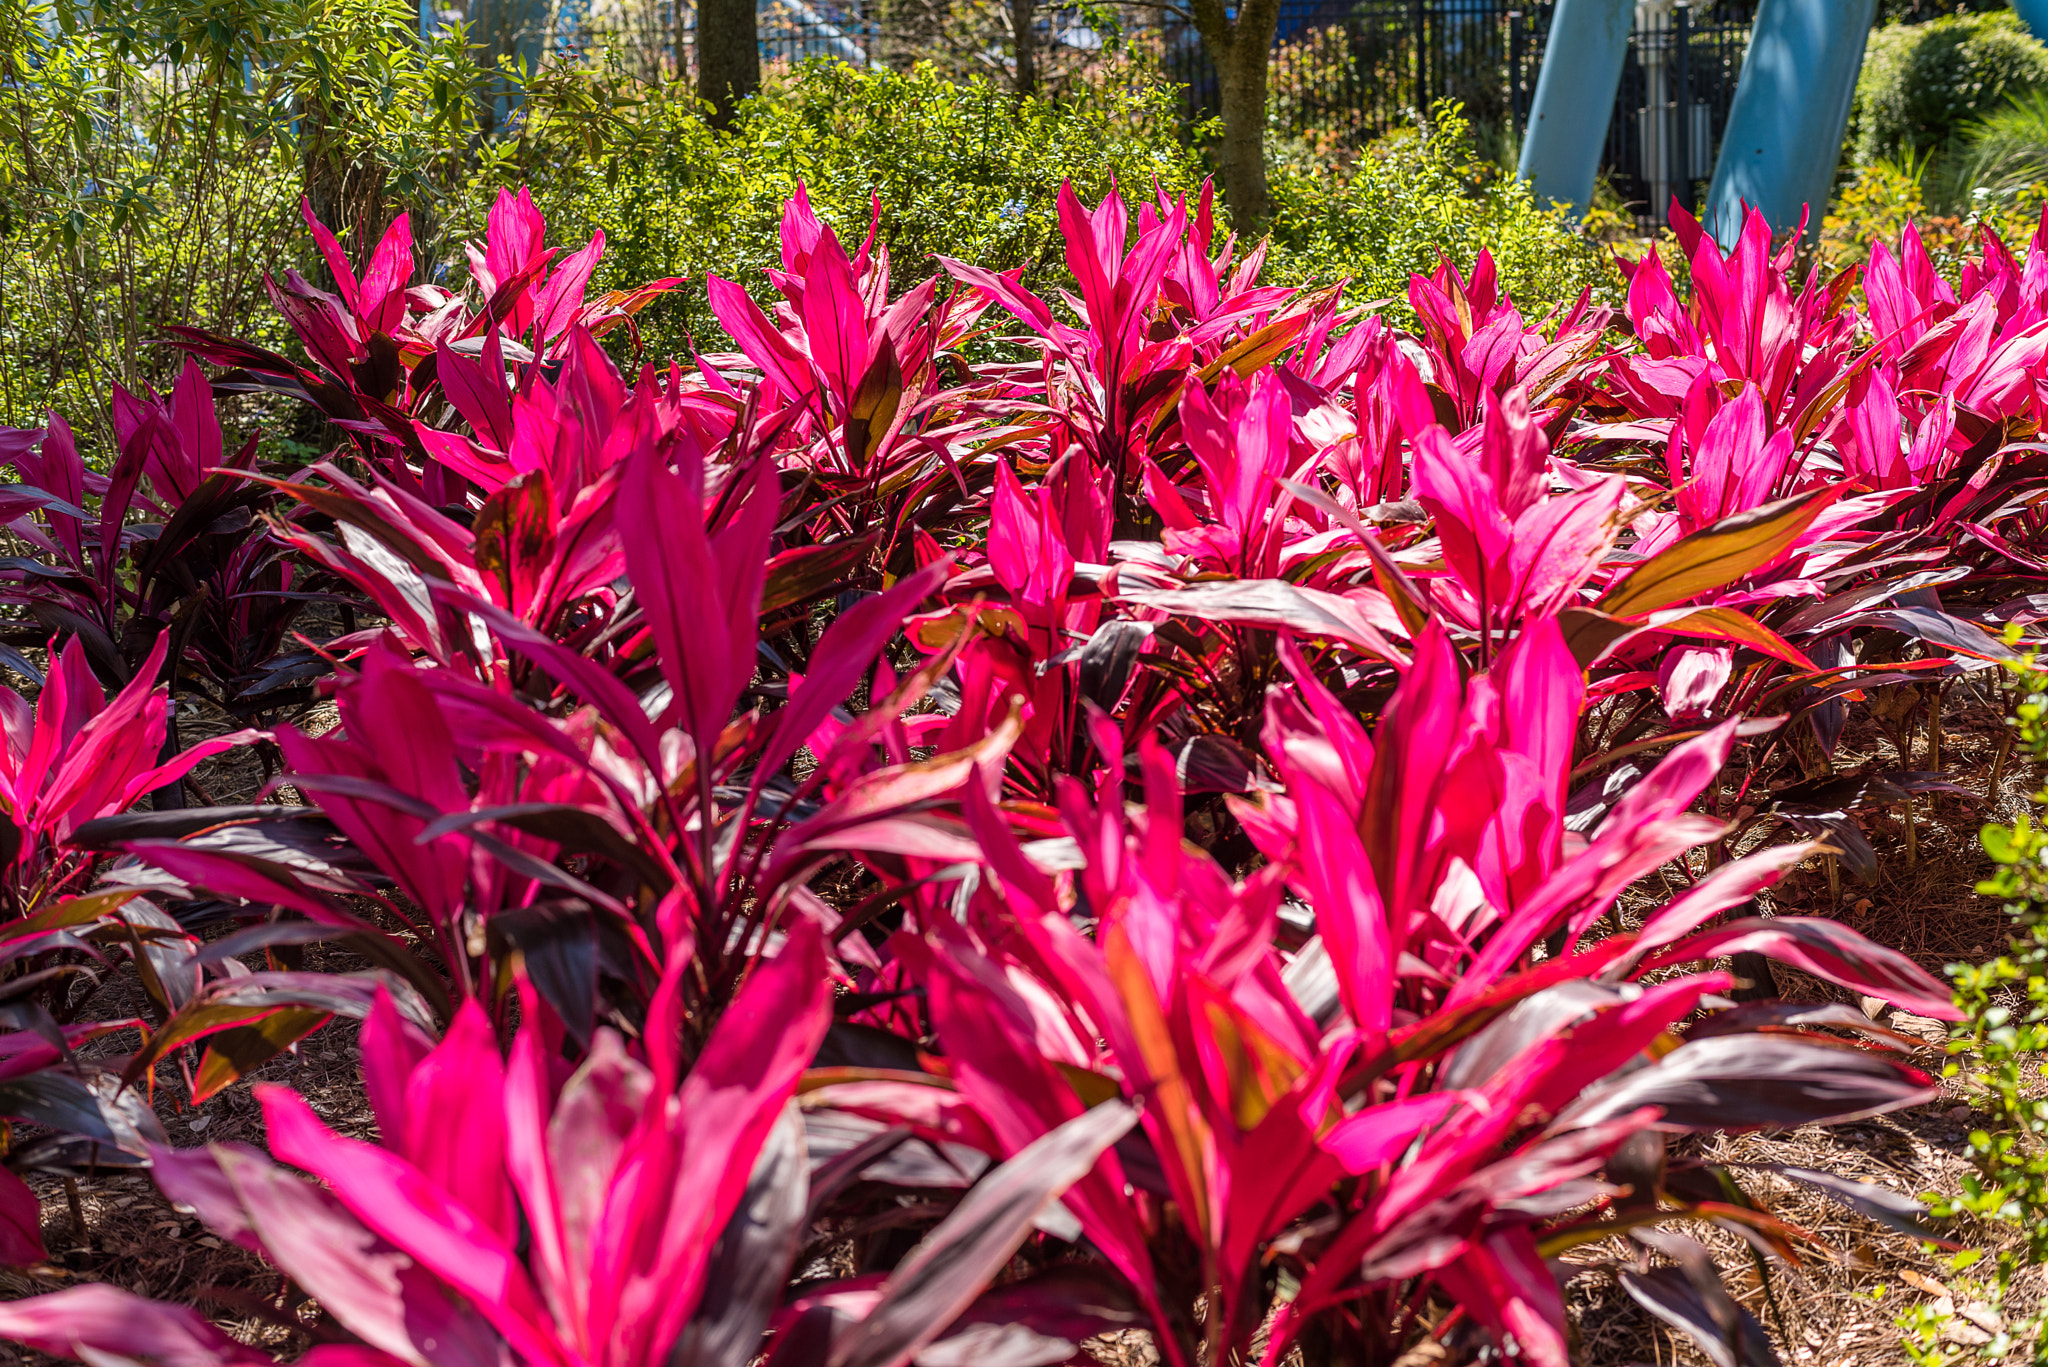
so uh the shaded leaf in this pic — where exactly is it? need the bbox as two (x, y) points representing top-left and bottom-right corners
(1751, 1164), (1960, 1248)
(1556, 1035), (1936, 1132)
(828, 1102), (1139, 1367)
(673, 1103), (809, 1367)
(192, 1009), (332, 1102)
(1619, 1264), (1779, 1367)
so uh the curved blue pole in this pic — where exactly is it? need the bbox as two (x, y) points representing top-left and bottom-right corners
(2014, 0), (2048, 36)
(1702, 0), (1876, 248)
(1515, 0), (1634, 218)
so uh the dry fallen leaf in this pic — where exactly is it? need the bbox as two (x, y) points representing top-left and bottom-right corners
(1899, 1268), (1950, 1297)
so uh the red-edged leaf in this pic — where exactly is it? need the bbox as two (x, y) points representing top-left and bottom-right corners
(0, 1284), (273, 1366)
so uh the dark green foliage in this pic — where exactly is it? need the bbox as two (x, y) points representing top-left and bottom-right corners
(1854, 11), (2048, 166)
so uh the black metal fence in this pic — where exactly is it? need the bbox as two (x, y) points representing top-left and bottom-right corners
(612, 0), (1765, 230)
(1158, 0), (1756, 226)
(1159, 0), (1538, 153)
(1594, 4), (1754, 225)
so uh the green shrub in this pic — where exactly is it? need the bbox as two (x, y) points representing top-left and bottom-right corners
(0, 0), (520, 442)
(1854, 11), (2048, 166)
(3, 19), (1613, 441)
(493, 75), (1613, 357)
(1262, 105), (1618, 325)
(489, 60), (1206, 361)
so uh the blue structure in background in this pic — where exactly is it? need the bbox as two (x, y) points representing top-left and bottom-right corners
(1514, 0), (1633, 216)
(1514, 0), (1948, 248)
(1701, 0), (1875, 247)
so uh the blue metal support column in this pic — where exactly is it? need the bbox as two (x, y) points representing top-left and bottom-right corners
(1515, 0), (1635, 217)
(1702, 0), (1876, 249)
(2015, 0), (2048, 37)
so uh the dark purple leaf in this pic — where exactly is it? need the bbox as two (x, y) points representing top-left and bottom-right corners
(1555, 1035), (1937, 1132)
(673, 1104), (809, 1367)
(828, 1101), (1138, 1367)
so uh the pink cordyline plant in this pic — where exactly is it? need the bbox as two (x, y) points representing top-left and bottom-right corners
(0, 181), (2032, 1367)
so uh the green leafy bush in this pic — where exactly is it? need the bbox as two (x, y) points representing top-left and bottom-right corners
(494, 77), (1617, 354)
(1953, 86), (2048, 222)
(1262, 105), (1617, 325)
(4, 13), (1613, 441)
(1854, 11), (2048, 166)
(0, 0), (526, 439)
(490, 60), (1206, 359)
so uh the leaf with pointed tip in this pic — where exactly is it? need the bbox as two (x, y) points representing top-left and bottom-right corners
(258, 1085), (566, 1367)
(1117, 579), (1407, 663)
(1644, 606), (1816, 670)
(1619, 1264), (1780, 1367)
(488, 900), (598, 1049)
(159, 1144), (505, 1367)
(0, 888), (146, 943)
(1687, 1000), (1928, 1051)
(764, 539), (881, 616)
(191, 922), (357, 968)
(1647, 916), (1960, 1020)
(912, 1268), (1146, 1367)
(417, 804), (671, 896)
(1748, 1164), (1959, 1247)
(192, 1009), (332, 1102)
(75, 806), (326, 851)
(0, 1067), (167, 1156)
(759, 559), (951, 778)
(1555, 1035), (1936, 1132)
(0, 1284), (274, 1366)
(1859, 607), (2023, 665)
(123, 973), (433, 1087)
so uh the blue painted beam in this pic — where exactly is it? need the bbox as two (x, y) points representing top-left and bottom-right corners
(1702, 0), (1876, 248)
(1516, 0), (1635, 217)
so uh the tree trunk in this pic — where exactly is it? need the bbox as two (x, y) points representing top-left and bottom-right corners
(1010, 0), (1036, 98)
(698, 0), (760, 128)
(471, 0), (549, 131)
(299, 95), (385, 263)
(672, 0), (692, 82)
(1187, 0), (1280, 225)
(1215, 37), (1271, 224)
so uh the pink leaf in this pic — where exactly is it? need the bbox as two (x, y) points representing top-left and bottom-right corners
(1649, 917), (1962, 1020)
(258, 1086), (567, 1367)
(0, 1284), (272, 1367)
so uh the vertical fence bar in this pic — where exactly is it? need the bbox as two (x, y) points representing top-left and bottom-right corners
(1414, 0), (1428, 112)
(1671, 1), (1691, 216)
(1509, 9), (1524, 141)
